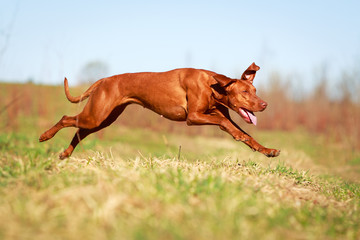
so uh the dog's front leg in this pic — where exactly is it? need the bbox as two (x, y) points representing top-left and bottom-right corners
(186, 89), (279, 157)
(186, 112), (246, 140)
(216, 107), (280, 157)
(187, 110), (280, 158)
(238, 135), (280, 157)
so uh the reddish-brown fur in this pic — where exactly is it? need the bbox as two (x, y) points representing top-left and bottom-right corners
(39, 62), (280, 159)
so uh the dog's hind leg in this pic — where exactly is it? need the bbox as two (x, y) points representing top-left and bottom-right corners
(39, 84), (122, 142)
(59, 128), (94, 160)
(38, 111), (103, 142)
(59, 105), (127, 159)
(39, 115), (78, 142)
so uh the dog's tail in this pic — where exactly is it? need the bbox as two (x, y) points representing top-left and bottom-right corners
(64, 78), (103, 103)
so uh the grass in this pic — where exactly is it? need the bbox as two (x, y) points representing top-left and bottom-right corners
(0, 81), (359, 239)
(0, 124), (360, 240)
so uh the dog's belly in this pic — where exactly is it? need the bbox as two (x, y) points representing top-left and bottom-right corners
(151, 105), (187, 121)
(140, 96), (188, 121)
(123, 90), (188, 121)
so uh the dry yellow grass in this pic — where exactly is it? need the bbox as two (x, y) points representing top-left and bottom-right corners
(1, 131), (359, 240)
(0, 82), (359, 239)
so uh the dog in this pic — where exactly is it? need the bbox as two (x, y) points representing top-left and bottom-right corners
(39, 62), (280, 159)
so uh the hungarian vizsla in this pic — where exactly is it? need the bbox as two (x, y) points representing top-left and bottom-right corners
(39, 62), (280, 159)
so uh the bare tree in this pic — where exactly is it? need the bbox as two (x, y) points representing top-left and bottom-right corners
(78, 60), (109, 84)
(0, 1), (19, 66)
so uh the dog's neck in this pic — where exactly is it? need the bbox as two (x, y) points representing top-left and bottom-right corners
(211, 86), (230, 109)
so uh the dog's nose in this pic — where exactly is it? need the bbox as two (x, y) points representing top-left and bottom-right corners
(261, 101), (268, 109)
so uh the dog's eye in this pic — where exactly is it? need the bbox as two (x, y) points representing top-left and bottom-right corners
(242, 90), (248, 93)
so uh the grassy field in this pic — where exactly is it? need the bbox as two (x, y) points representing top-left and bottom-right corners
(0, 82), (360, 239)
(1, 123), (360, 240)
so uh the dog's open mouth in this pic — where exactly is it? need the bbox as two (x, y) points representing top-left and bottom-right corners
(239, 108), (257, 125)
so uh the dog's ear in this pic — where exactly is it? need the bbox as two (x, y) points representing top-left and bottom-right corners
(213, 74), (235, 87)
(241, 62), (260, 84)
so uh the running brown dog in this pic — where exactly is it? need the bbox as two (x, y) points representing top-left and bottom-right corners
(39, 62), (280, 159)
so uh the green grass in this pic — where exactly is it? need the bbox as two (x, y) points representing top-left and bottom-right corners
(0, 124), (360, 240)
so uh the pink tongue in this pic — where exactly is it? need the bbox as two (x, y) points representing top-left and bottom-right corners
(247, 111), (257, 125)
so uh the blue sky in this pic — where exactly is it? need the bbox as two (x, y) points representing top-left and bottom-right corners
(1, 0), (359, 90)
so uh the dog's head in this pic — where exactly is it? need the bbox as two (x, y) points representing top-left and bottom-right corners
(211, 62), (267, 125)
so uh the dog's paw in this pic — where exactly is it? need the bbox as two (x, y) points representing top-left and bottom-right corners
(39, 130), (56, 142)
(39, 133), (50, 142)
(262, 148), (281, 158)
(59, 151), (70, 160)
